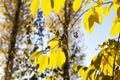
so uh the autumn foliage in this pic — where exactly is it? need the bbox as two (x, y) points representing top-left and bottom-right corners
(29, 0), (120, 79)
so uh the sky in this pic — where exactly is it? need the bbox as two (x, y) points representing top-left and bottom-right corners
(82, 9), (116, 66)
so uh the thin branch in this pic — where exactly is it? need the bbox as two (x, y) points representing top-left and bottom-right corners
(3, 0), (14, 21)
(69, 1), (112, 31)
(56, 14), (64, 26)
(5, 0), (21, 79)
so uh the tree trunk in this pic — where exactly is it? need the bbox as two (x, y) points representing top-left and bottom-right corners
(62, 1), (71, 80)
(5, 0), (21, 79)
(62, 27), (70, 80)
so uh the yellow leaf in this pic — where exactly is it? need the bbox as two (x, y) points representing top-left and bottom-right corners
(113, 0), (120, 4)
(73, 0), (82, 12)
(46, 76), (54, 80)
(60, 0), (65, 8)
(117, 7), (120, 18)
(50, 40), (59, 50)
(94, 5), (103, 24)
(29, 50), (40, 60)
(110, 16), (120, 36)
(103, 6), (110, 17)
(88, 14), (95, 29)
(103, 56), (113, 76)
(83, 9), (94, 33)
(72, 64), (78, 72)
(38, 55), (48, 74)
(113, 2), (120, 12)
(98, 0), (104, 4)
(53, 0), (61, 14)
(84, 0), (92, 7)
(78, 66), (87, 77)
(30, 0), (40, 17)
(56, 48), (66, 69)
(53, 0), (65, 14)
(33, 53), (41, 66)
(41, 0), (52, 17)
(116, 55), (120, 67)
(49, 52), (57, 70)
(82, 68), (95, 80)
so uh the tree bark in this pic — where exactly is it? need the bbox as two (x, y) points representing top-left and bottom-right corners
(62, 1), (71, 80)
(62, 27), (70, 80)
(5, 0), (21, 80)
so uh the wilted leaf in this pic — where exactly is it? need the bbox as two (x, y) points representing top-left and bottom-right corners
(30, 0), (40, 17)
(73, 0), (82, 12)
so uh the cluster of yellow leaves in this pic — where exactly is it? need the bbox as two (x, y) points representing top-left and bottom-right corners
(30, 0), (120, 36)
(30, 0), (65, 17)
(83, 0), (120, 36)
(48, 37), (66, 70)
(49, 48), (66, 70)
(29, 37), (66, 74)
(30, 0), (83, 17)
(73, 39), (120, 80)
(83, 5), (102, 33)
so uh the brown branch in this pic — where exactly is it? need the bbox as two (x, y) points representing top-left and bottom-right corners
(3, 1), (13, 21)
(5, 0), (21, 80)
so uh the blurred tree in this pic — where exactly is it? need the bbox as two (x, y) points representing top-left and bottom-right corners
(0, 0), (84, 80)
